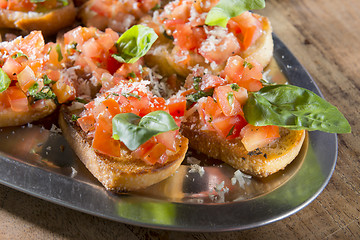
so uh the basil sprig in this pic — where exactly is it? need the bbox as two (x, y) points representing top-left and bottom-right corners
(112, 25), (158, 64)
(243, 85), (351, 133)
(0, 68), (11, 93)
(112, 111), (179, 151)
(205, 0), (266, 28)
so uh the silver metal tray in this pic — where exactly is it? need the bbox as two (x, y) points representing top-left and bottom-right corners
(0, 35), (337, 232)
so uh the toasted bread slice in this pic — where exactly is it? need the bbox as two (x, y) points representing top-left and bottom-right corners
(59, 106), (189, 191)
(144, 13), (273, 78)
(0, 1), (77, 36)
(181, 115), (305, 177)
(0, 99), (57, 127)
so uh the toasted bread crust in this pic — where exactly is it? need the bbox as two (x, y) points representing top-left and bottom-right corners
(59, 106), (188, 191)
(181, 115), (305, 177)
(0, 99), (57, 127)
(0, 2), (77, 35)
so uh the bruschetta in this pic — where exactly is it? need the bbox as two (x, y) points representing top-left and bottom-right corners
(0, 0), (77, 36)
(0, 31), (59, 127)
(143, 0), (273, 78)
(179, 56), (305, 177)
(59, 79), (188, 191)
(79, 0), (160, 33)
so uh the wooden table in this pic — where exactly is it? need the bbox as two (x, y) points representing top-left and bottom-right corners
(0, 0), (359, 239)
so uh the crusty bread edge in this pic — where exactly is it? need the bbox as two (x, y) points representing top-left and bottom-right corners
(0, 2), (77, 35)
(59, 106), (189, 191)
(181, 117), (305, 178)
(0, 99), (57, 127)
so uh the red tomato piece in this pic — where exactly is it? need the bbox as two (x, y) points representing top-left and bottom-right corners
(167, 96), (186, 117)
(228, 11), (262, 51)
(5, 86), (29, 112)
(92, 113), (120, 157)
(155, 130), (177, 152)
(214, 85), (243, 117)
(212, 115), (247, 140)
(102, 98), (121, 117)
(143, 142), (168, 165)
(77, 115), (96, 132)
(240, 124), (280, 151)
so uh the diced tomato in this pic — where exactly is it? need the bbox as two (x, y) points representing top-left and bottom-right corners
(167, 96), (186, 117)
(0, 91), (10, 110)
(52, 78), (76, 103)
(214, 85), (243, 117)
(240, 124), (280, 151)
(106, 54), (123, 75)
(90, 1), (111, 17)
(132, 139), (156, 160)
(199, 33), (241, 64)
(155, 130), (177, 152)
(5, 86), (29, 112)
(77, 115), (96, 132)
(129, 95), (150, 117)
(2, 58), (23, 80)
(17, 66), (39, 93)
(92, 113), (121, 157)
(173, 24), (206, 51)
(102, 98), (121, 117)
(212, 115), (247, 139)
(237, 78), (263, 92)
(0, 0), (7, 9)
(18, 31), (45, 59)
(82, 38), (102, 59)
(200, 74), (227, 90)
(148, 96), (168, 113)
(142, 142), (168, 165)
(199, 96), (223, 129)
(228, 11), (262, 51)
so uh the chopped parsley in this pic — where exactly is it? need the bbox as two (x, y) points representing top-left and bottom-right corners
(226, 125), (236, 138)
(75, 97), (88, 104)
(71, 114), (80, 121)
(56, 44), (63, 62)
(230, 83), (240, 91)
(243, 61), (253, 70)
(193, 76), (202, 91)
(121, 92), (141, 100)
(127, 71), (137, 78)
(186, 89), (214, 106)
(227, 91), (234, 106)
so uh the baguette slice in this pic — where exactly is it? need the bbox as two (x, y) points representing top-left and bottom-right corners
(181, 115), (305, 177)
(0, 99), (57, 127)
(59, 106), (189, 191)
(0, 1), (77, 36)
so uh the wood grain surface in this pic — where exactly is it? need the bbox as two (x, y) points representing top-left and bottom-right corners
(0, 0), (359, 239)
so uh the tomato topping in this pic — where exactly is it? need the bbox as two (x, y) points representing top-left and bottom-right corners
(102, 98), (121, 117)
(228, 12), (262, 51)
(240, 124), (280, 151)
(167, 96), (186, 117)
(143, 142), (168, 165)
(77, 115), (96, 132)
(17, 66), (39, 93)
(155, 130), (177, 152)
(2, 58), (23, 81)
(92, 113), (121, 158)
(52, 78), (76, 103)
(214, 85), (243, 117)
(212, 115), (247, 140)
(5, 86), (29, 112)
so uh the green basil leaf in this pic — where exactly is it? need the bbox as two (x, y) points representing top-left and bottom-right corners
(205, 0), (266, 28)
(0, 68), (11, 93)
(112, 111), (179, 151)
(243, 85), (351, 133)
(112, 25), (158, 64)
